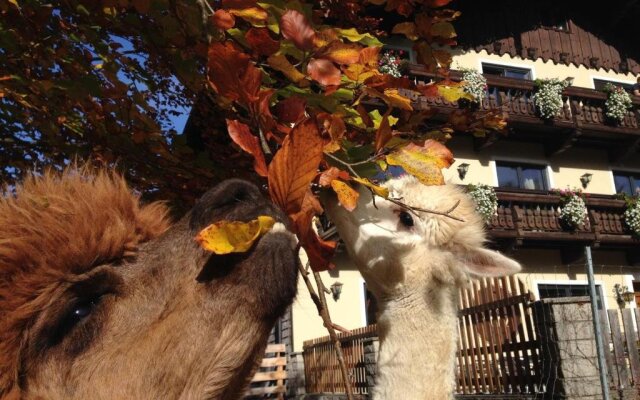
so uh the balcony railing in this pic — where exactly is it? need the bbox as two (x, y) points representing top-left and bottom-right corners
(405, 64), (640, 136)
(488, 187), (637, 246)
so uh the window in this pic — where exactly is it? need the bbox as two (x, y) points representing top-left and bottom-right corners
(482, 63), (532, 80)
(593, 78), (635, 93)
(496, 161), (549, 190)
(613, 171), (640, 196)
(538, 283), (604, 309)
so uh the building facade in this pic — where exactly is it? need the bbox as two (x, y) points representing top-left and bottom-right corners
(289, 6), (640, 355)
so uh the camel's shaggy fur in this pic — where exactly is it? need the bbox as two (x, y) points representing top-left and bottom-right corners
(324, 176), (521, 400)
(0, 166), (299, 399)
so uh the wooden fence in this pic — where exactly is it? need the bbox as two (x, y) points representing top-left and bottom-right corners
(303, 277), (542, 396)
(457, 276), (542, 395)
(245, 344), (287, 399)
(600, 308), (640, 399)
(303, 325), (377, 395)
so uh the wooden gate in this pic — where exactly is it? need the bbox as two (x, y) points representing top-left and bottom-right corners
(456, 276), (543, 395)
(599, 308), (640, 399)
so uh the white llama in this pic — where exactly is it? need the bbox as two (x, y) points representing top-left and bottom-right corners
(323, 176), (521, 400)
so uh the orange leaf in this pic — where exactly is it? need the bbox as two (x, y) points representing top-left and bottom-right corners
(281, 9), (316, 51)
(207, 41), (261, 105)
(317, 41), (361, 65)
(383, 89), (413, 110)
(267, 54), (307, 84)
(291, 191), (336, 271)
(268, 118), (324, 215)
(226, 119), (268, 177)
(319, 167), (350, 187)
(211, 9), (235, 29)
(330, 180), (359, 211)
(245, 27), (280, 56)
(307, 58), (341, 87)
(385, 140), (454, 185)
(375, 114), (392, 151)
(228, 7), (268, 24)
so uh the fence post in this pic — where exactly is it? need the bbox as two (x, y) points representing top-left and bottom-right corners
(533, 296), (605, 400)
(287, 351), (306, 397)
(363, 337), (379, 398)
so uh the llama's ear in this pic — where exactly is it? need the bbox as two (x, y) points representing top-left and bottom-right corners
(459, 247), (521, 277)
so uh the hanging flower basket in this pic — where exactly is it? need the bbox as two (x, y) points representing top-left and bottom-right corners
(460, 68), (487, 105)
(467, 183), (498, 224)
(622, 196), (640, 236)
(603, 83), (632, 124)
(552, 188), (587, 230)
(533, 79), (569, 119)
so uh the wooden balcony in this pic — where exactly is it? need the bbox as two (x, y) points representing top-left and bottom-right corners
(404, 65), (640, 161)
(487, 187), (638, 250)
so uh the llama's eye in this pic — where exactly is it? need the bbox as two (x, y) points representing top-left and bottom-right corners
(52, 297), (102, 345)
(399, 211), (414, 227)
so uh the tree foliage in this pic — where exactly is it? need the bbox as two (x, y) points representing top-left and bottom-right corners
(0, 0), (506, 270)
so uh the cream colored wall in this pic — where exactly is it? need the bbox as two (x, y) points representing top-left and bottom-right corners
(442, 136), (640, 195)
(291, 251), (367, 352)
(452, 49), (638, 89)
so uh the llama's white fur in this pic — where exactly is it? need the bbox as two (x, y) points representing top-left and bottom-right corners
(324, 176), (521, 400)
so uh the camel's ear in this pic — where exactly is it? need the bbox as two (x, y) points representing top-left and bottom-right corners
(459, 247), (521, 277)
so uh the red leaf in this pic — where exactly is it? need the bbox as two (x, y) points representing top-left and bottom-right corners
(211, 9), (235, 29)
(307, 58), (341, 87)
(226, 119), (268, 177)
(207, 41), (261, 105)
(245, 27), (280, 56)
(268, 118), (324, 215)
(280, 9), (316, 51)
(319, 167), (350, 187)
(375, 114), (392, 152)
(274, 96), (307, 125)
(291, 191), (336, 271)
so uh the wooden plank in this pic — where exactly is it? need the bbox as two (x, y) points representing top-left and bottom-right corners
(506, 276), (529, 393)
(245, 385), (286, 395)
(252, 370), (287, 382)
(462, 282), (484, 392)
(598, 309), (617, 389)
(621, 309), (640, 385)
(608, 309), (631, 388)
(266, 343), (286, 353)
(259, 357), (287, 367)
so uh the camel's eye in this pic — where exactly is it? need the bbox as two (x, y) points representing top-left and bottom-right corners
(399, 211), (414, 227)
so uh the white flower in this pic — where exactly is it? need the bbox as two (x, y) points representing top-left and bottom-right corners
(559, 194), (587, 228)
(624, 201), (640, 236)
(604, 84), (632, 123)
(532, 79), (569, 119)
(467, 184), (498, 224)
(460, 68), (487, 103)
(379, 49), (406, 78)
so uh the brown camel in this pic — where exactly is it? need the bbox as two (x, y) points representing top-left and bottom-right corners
(0, 166), (299, 400)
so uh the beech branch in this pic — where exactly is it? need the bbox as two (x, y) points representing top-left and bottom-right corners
(297, 261), (355, 400)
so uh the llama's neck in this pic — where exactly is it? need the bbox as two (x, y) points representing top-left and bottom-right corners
(373, 284), (458, 400)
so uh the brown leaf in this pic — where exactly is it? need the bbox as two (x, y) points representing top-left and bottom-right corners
(267, 54), (308, 84)
(268, 118), (324, 215)
(317, 41), (361, 65)
(375, 114), (392, 151)
(392, 22), (418, 41)
(330, 180), (359, 211)
(208, 41), (261, 105)
(307, 58), (341, 87)
(291, 191), (336, 271)
(274, 96), (307, 125)
(319, 167), (350, 187)
(226, 119), (268, 177)
(245, 27), (280, 56)
(211, 9), (235, 29)
(281, 9), (316, 51)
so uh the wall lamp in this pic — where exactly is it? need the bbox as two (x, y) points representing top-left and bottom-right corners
(330, 282), (343, 301)
(564, 76), (575, 86)
(613, 284), (635, 308)
(580, 173), (593, 189)
(457, 163), (470, 181)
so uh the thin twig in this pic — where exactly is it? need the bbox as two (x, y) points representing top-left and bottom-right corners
(297, 261), (355, 400)
(258, 127), (272, 156)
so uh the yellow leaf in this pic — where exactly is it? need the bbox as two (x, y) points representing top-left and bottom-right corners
(335, 28), (383, 46)
(195, 216), (276, 254)
(229, 7), (268, 25)
(385, 140), (454, 185)
(353, 177), (389, 198)
(8, 0), (19, 7)
(330, 180), (360, 211)
(437, 84), (474, 103)
(267, 54), (307, 84)
(383, 89), (413, 111)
